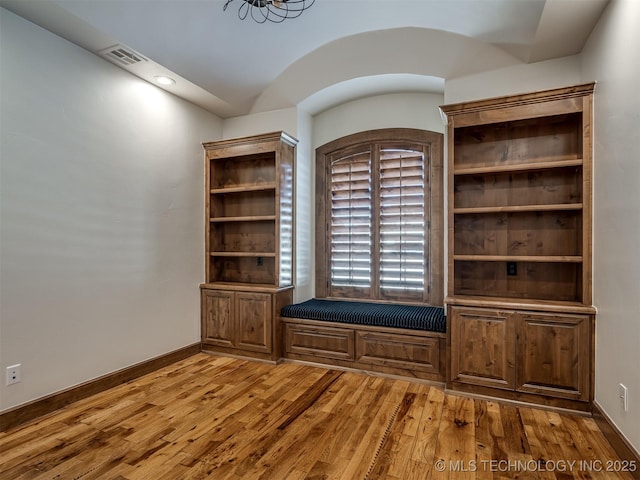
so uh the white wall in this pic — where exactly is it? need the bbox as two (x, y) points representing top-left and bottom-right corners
(222, 108), (298, 140)
(443, 55), (581, 104)
(312, 92), (445, 148)
(581, 0), (640, 453)
(0, 9), (222, 411)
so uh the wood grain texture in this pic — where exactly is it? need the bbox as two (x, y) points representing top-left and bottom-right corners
(1, 353), (635, 480)
(0, 343), (201, 433)
(282, 318), (446, 382)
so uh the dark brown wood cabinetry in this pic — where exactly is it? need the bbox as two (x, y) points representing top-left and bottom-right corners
(449, 306), (516, 390)
(200, 132), (296, 361)
(441, 84), (596, 411)
(449, 305), (592, 403)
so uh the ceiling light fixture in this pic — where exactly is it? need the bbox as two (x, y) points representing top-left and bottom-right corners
(155, 76), (176, 86)
(223, 0), (315, 24)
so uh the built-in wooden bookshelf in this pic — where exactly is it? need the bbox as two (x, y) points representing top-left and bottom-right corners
(441, 84), (596, 411)
(200, 132), (296, 361)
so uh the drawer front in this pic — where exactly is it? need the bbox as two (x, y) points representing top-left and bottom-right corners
(355, 331), (440, 374)
(284, 323), (354, 360)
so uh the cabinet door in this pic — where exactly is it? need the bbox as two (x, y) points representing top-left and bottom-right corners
(450, 306), (516, 390)
(201, 290), (235, 348)
(235, 292), (272, 354)
(516, 312), (591, 401)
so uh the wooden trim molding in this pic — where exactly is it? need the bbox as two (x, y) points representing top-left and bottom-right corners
(439, 82), (596, 116)
(592, 401), (640, 479)
(0, 343), (201, 432)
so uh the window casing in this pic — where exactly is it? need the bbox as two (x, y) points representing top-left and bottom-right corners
(316, 129), (444, 304)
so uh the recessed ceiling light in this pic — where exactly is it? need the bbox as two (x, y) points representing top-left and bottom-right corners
(155, 76), (176, 86)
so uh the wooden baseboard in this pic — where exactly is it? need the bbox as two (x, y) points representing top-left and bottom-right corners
(592, 401), (640, 479)
(0, 343), (201, 432)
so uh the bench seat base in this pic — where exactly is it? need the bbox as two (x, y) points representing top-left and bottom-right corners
(282, 317), (445, 382)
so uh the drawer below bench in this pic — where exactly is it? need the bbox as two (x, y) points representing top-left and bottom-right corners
(282, 318), (445, 382)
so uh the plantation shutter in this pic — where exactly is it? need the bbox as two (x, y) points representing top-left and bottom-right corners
(329, 150), (372, 296)
(316, 129), (442, 304)
(379, 147), (426, 301)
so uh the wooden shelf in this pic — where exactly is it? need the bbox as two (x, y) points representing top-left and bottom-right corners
(445, 295), (597, 314)
(204, 131), (295, 288)
(454, 203), (583, 214)
(453, 158), (583, 176)
(210, 183), (276, 194)
(201, 282), (294, 293)
(453, 255), (583, 263)
(209, 215), (276, 223)
(209, 252), (276, 257)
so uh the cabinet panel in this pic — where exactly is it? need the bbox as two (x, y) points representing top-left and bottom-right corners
(285, 324), (354, 360)
(235, 293), (272, 354)
(355, 331), (441, 374)
(517, 312), (590, 400)
(450, 307), (515, 390)
(201, 290), (234, 348)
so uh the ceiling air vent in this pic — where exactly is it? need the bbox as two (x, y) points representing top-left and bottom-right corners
(99, 45), (148, 67)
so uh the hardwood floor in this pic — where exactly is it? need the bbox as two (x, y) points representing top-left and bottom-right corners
(0, 353), (635, 480)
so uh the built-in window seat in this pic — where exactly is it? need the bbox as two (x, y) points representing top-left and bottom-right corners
(280, 298), (446, 382)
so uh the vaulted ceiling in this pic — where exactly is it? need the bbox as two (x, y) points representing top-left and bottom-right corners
(1, 0), (609, 117)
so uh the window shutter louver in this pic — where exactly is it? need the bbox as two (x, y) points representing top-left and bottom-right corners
(329, 151), (372, 294)
(379, 148), (426, 300)
(317, 129), (443, 304)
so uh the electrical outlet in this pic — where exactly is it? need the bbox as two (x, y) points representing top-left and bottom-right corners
(6, 364), (21, 386)
(507, 262), (517, 276)
(619, 383), (628, 412)
(256, 256), (263, 266)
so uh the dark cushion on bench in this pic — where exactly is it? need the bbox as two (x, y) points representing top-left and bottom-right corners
(280, 298), (446, 333)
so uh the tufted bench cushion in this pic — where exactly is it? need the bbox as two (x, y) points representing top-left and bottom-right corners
(280, 298), (446, 333)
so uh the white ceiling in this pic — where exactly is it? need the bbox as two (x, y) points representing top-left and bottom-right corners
(1, 0), (609, 117)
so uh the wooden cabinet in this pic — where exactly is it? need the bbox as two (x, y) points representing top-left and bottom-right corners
(283, 319), (445, 381)
(441, 84), (596, 410)
(201, 290), (274, 355)
(201, 286), (292, 360)
(450, 306), (592, 403)
(200, 132), (296, 360)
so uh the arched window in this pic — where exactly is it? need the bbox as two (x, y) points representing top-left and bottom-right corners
(315, 128), (444, 304)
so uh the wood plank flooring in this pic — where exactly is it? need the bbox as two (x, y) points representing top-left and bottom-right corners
(0, 353), (635, 480)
